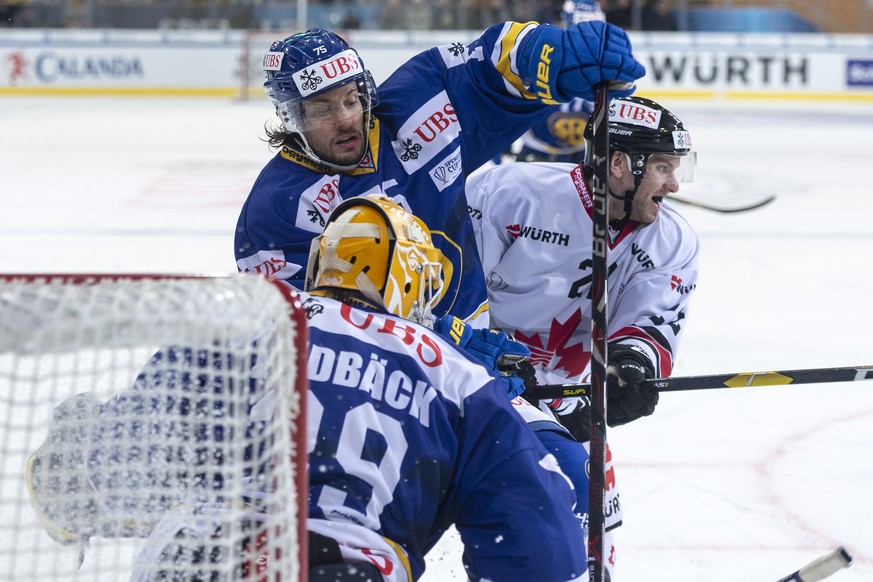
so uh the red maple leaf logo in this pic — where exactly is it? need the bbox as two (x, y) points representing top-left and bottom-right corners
(514, 309), (590, 378)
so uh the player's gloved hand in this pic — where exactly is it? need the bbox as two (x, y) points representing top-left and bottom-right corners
(433, 315), (534, 398)
(550, 397), (592, 443)
(606, 343), (658, 427)
(519, 21), (645, 103)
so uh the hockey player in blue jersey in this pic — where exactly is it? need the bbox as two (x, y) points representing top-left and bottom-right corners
(235, 21), (645, 327)
(297, 195), (588, 581)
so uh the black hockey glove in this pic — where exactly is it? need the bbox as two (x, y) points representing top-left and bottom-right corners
(606, 343), (658, 427)
(552, 397), (592, 443)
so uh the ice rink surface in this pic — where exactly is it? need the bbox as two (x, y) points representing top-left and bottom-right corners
(3, 95), (873, 581)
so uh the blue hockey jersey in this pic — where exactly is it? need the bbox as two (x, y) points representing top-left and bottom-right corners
(301, 291), (587, 582)
(235, 21), (569, 325)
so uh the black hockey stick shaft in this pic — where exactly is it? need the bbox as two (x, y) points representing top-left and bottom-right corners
(669, 193), (776, 213)
(774, 546), (853, 582)
(532, 365), (873, 400)
(586, 82), (610, 582)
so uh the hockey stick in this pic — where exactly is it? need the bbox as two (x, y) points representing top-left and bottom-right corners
(775, 546), (853, 582)
(530, 365), (873, 400)
(586, 82), (611, 582)
(669, 193), (776, 213)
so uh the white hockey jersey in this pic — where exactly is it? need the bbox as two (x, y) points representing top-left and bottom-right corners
(466, 161), (700, 387)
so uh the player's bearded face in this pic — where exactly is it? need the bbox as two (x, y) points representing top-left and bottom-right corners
(301, 84), (367, 167)
(610, 153), (681, 224)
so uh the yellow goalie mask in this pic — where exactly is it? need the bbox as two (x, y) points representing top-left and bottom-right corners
(304, 195), (446, 326)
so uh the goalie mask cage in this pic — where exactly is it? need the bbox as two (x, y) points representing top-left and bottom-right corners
(0, 274), (307, 581)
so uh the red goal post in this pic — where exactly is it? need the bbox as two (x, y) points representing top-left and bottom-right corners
(239, 29), (298, 102)
(0, 273), (307, 581)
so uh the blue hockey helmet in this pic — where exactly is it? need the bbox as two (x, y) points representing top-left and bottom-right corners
(263, 28), (378, 167)
(562, 0), (606, 27)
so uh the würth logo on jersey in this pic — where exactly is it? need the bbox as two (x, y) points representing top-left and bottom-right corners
(671, 274), (696, 294)
(506, 224), (569, 246)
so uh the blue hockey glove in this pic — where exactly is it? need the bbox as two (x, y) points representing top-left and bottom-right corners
(433, 315), (534, 399)
(520, 21), (645, 103)
(606, 343), (658, 427)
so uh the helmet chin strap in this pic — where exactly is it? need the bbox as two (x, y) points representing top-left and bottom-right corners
(608, 153), (647, 229)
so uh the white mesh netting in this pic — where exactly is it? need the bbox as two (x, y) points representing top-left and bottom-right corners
(0, 274), (306, 581)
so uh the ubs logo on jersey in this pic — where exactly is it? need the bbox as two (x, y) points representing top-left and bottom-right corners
(296, 178), (343, 233)
(236, 249), (301, 279)
(340, 303), (444, 367)
(391, 91), (461, 173)
(506, 224), (570, 246)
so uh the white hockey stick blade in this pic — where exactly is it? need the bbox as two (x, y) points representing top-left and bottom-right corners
(774, 547), (853, 582)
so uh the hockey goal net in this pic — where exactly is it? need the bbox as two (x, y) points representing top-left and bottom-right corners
(0, 274), (307, 581)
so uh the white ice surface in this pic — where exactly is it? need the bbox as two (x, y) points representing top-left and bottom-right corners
(2, 96), (872, 581)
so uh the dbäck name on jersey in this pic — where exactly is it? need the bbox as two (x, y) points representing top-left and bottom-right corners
(308, 344), (440, 427)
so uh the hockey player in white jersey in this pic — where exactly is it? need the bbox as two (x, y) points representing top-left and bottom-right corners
(467, 94), (700, 437)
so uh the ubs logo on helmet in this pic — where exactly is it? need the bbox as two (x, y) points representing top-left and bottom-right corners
(292, 49), (363, 97)
(609, 102), (661, 129)
(263, 52), (283, 71)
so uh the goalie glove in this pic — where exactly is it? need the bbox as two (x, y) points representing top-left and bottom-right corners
(518, 21), (645, 103)
(433, 315), (535, 399)
(606, 343), (658, 427)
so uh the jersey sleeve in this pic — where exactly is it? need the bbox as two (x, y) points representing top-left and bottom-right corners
(379, 22), (566, 174)
(608, 208), (700, 377)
